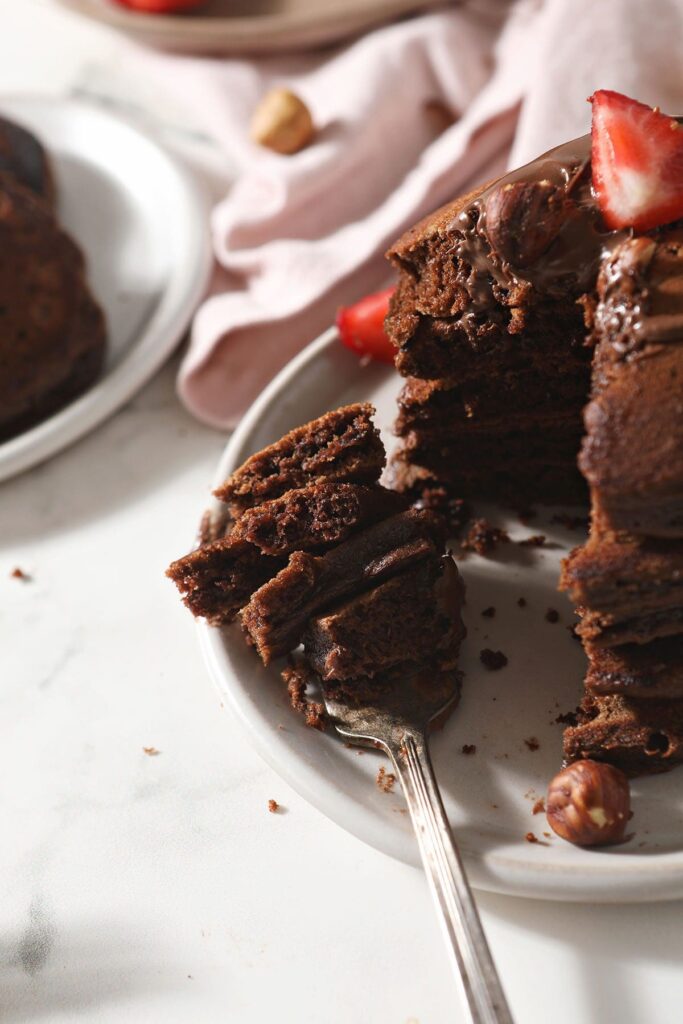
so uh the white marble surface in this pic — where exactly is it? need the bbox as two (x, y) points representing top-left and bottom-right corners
(2, 3), (683, 1021)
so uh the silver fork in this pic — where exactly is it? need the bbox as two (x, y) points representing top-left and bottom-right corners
(320, 667), (514, 1024)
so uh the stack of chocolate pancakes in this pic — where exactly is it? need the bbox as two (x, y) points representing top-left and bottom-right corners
(385, 139), (605, 508)
(0, 114), (106, 441)
(560, 231), (683, 774)
(167, 404), (465, 720)
(385, 133), (683, 775)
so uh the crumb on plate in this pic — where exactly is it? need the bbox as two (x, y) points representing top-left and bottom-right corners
(480, 648), (508, 670)
(518, 534), (546, 547)
(462, 518), (510, 556)
(376, 766), (396, 793)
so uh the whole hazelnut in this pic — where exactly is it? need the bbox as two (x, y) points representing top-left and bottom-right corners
(250, 88), (314, 155)
(546, 759), (631, 847)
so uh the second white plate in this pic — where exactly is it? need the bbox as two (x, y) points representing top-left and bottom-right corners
(0, 96), (212, 483)
(198, 327), (683, 903)
(57, 0), (442, 55)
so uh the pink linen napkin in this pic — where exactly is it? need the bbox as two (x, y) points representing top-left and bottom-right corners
(142, 0), (683, 430)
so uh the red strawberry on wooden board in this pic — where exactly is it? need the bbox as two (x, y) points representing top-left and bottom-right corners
(112, 0), (206, 12)
(336, 287), (396, 364)
(590, 89), (683, 232)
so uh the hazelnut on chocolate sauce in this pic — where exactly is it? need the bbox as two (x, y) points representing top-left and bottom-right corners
(546, 760), (631, 847)
(483, 179), (571, 267)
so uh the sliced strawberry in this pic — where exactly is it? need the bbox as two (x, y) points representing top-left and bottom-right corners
(336, 286), (396, 364)
(590, 90), (683, 232)
(113, 0), (205, 12)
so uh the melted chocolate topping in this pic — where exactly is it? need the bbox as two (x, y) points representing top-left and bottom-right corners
(448, 135), (626, 311)
(446, 132), (683, 359)
(596, 230), (683, 354)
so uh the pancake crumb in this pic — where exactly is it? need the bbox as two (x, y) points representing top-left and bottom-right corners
(519, 534), (546, 547)
(268, 799), (279, 813)
(282, 663), (326, 730)
(480, 648), (508, 670)
(462, 518), (510, 556)
(376, 766), (396, 792)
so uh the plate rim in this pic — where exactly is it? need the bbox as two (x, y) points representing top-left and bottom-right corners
(196, 326), (683, 904)
(56, 0), (439, 34)
(0, 95), (213, 484)
(55, 0), (441, 51)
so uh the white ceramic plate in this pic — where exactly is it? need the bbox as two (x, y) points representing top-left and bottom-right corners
(56, 0), (442, 56)
(0, 96), (212, 483)
(198, 327), (683, 903)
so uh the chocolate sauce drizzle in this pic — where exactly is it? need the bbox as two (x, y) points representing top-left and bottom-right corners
(444, 132), (683, 358)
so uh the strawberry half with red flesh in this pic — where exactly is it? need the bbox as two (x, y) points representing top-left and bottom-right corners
(336, 286), (396, 364)
(590, 90), (683, 232)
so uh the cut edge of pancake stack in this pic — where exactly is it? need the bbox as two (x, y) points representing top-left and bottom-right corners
(384, 95), (683, 776)
(384, 153), (600, 511)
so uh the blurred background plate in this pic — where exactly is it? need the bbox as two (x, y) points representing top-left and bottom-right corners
(56, 0), (445, 55)
(0, 96), (212, 482)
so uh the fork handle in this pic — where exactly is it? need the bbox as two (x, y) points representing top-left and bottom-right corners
(387, 730), (514, 1024)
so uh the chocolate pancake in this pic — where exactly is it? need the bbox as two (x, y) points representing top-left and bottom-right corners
(231, 482), (406, 556)
(586, 637), (683, 701)
(561, 535), (683, 647)
(242, 508), (446, 664)
(0, 175), (106, 441)
(166, 536), (285, 625)
(214, 404), (385, 516)
(385, 123), (683, 776)
(581, 231), (683, 539)
(0, 114), (54, 204)
(564, 693), (683, 776)
(303, 556), (465, 681)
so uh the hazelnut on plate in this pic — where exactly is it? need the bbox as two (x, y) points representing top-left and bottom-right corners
(250, 88), (314, 155)
(546, 759), (631, 847)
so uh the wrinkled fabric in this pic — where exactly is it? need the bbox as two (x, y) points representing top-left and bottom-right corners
(143, 0), (683, 428)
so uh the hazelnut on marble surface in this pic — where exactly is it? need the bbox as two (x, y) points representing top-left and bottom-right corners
(546, 759), (631, 847)
(250, 88), (314, 155)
